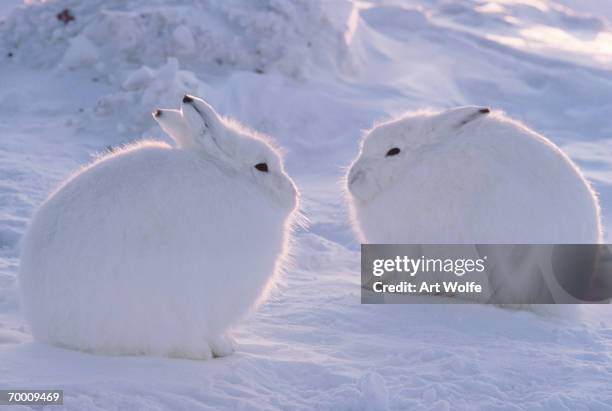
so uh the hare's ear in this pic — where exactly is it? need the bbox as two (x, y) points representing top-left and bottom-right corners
(181, 95), (222, 131)
(153, 109), (190, 147)
(440, 106), (490, 129)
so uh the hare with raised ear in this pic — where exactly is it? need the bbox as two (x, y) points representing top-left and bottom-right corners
(346, 107), (602, 305)
(19, 95), (299, 359)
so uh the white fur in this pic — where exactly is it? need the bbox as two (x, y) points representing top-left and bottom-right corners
(347, 107), (602, 305)
(19, 96), (299, 359)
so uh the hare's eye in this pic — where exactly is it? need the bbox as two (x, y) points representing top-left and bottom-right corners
(386, 147), (400, 157)
(254, 163), (269, 172)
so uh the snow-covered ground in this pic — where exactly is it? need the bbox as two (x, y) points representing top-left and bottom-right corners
(1, 0), (612, 409)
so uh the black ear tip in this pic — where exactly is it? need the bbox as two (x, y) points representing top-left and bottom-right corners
(153, 109), (162, 118)
(182, 95), (194, 104)
(479, 107), (490, 114)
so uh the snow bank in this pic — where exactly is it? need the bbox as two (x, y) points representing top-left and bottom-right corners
(430, 0), (612, 69)
(1, 0), (355, 138)
(1, 0), (353, 79)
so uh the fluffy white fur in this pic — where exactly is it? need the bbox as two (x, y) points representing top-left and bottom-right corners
(347, 106), (602, 305)
(19, 96), (299, 359)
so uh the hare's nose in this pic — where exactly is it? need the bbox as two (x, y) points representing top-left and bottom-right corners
(348, 168), (364, 187)
(183, 95), (194, 104)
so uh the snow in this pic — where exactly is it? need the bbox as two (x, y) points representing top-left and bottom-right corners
(1, 0), (612, 410)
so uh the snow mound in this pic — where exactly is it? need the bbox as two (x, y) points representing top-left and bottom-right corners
(1, 0), (353, 79)
(88, 57), (200, 138)
(1, 0), (355, 140)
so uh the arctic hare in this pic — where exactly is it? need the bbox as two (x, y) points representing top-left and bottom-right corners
(347, 106), (601, 243)
(19, 95), (299, 359)
(347, 107), (602, 304)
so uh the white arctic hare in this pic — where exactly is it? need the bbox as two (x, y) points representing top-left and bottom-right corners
(347, 106), (601, 244)
(19, 95), (299, 359)
(347, 107), (602, 305)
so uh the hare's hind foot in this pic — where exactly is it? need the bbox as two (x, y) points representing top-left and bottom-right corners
(209, 333), (236, 358)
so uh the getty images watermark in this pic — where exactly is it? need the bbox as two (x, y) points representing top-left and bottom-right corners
(361, 245), (612, 304)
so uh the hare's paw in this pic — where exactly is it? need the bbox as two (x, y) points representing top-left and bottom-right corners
(209, 333), (236, 358)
